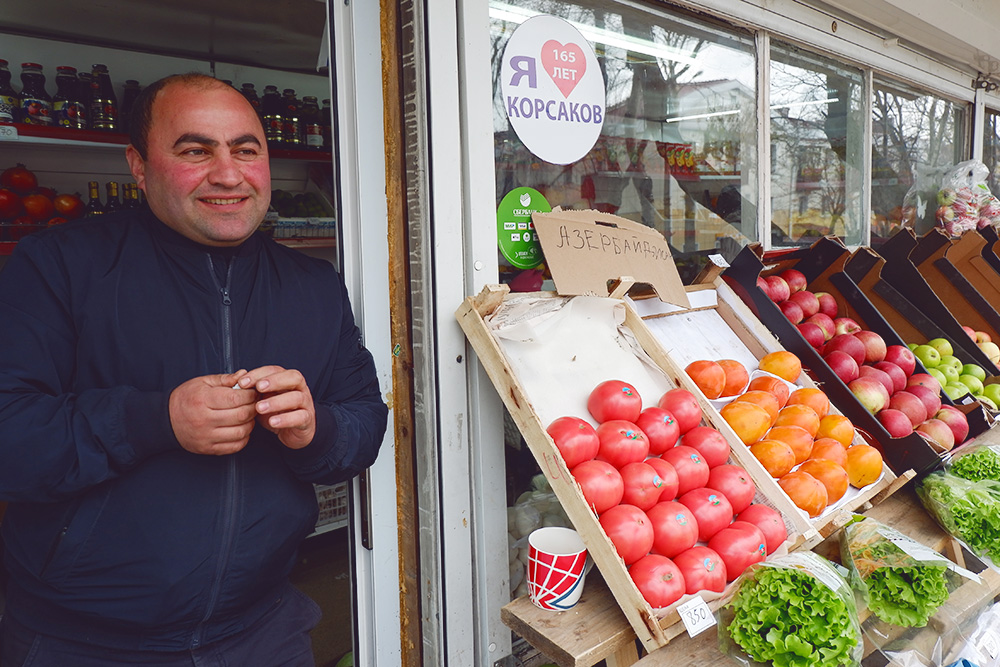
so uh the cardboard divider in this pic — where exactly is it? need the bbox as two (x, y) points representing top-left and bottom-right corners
(722, 239), (983, 476)
(975, 226), (1000, 276)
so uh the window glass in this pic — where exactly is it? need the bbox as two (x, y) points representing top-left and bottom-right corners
(769, 42), (865, 247)
(871, 76), (966, 245)
(490, 0), (756, 283)
(983, 109), (1000, 199)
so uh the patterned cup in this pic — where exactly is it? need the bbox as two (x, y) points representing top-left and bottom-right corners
(526, 526), (591, 611)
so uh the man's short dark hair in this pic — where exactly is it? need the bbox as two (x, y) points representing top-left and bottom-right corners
(128, 73), (257, 159)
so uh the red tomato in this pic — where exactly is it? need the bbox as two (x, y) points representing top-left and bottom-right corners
(588, 380), (642, 423)
(661, 446), (709, 495)
(620, 461), (665, 511)
(673, 546), (727, 594)
(647, 500), (698, 558)
(629, 554), (685, 608)
(0, 164), (38, 194)
(572, 459), (624, 515)
(547, 416), (600, 469)
(708, 521), (767, 581)
(735, 504), (788, 554)
(644, 457), (679, 502)
(596, 420), (649, 469)
(657, 388), (702, 434)
(0, 187), (21, 219)
(706, 464), (756, 514)
(678, 487), (734, 541)
(635, 407), (680, 455)
(680, 426), (730, 468)
(599, 504), (654, 566)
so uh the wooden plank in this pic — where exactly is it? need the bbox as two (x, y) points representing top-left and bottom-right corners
(501, 576), (640, 667)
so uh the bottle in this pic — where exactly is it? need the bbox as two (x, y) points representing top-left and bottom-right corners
(76, 72), (93, 128)
(320, 99), (332, 150)
(53, 66), (87, 129)
(89, 64), (118, 131)
(119, 80), (141, 134)
(301, 96), (323, 150)
(260, 85), (283, 146)
(124, 183), (142, 209)
(280, 88), (303, 147)
(0, 60), (19, 123)
(19, 63), (53, 126)
(104, 181), (122, 212)
(240, 83), (261, 118)
(85, 181), (104, 217)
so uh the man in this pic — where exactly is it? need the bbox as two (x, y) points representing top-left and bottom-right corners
(0, 74), (388, 665)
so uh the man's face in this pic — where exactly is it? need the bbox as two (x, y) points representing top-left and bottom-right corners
(126, 81), (271, 247)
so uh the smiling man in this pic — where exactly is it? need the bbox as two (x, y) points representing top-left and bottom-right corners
(0, 74), (388, 666)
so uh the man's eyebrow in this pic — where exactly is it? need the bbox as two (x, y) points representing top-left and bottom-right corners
(172, 133), (262, 149)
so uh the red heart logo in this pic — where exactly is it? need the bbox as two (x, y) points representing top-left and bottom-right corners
(541, 40), (587, 98)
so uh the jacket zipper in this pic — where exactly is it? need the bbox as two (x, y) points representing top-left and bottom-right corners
(192, 255), (240, 649)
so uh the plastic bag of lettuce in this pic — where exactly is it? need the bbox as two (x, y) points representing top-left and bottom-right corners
(841, 516), (961, 628)
(718, 551), (863, 667)
(918, 470), (1000, 566)
(949, 443), (1000, 483)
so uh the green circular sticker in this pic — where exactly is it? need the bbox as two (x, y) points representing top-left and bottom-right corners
(497, 187), (550, 269)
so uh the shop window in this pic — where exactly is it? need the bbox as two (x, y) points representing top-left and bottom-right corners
(870, 76), (966, 246)
(490, 0), (756, 284)
(983, 108), (1000, 199)
(769, 42), (864, 248)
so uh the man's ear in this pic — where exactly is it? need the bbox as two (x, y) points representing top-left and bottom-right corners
(125, 145), (145, 190)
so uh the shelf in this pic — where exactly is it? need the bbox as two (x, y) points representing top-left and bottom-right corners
(1, 235), (336, 256)
(0, 122), (333, 162)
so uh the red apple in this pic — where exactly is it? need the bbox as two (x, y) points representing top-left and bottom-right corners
(849, 377), (889, 414)
(858, 366), (895, 399)
(916, 418), (955, 451)
(764, 275), (791, 304)
(824, 334), (866, 366)
(877, 408), (914, 438)
(935, 406), (970, 446)
(814, 292), (838, 319)
(884, 345), (917, 377)
(787, 291), (819, 319)
(854, 331), (887, 364)
(962, 325), (977, 342)
(780, 269), (807, 294)
(907, 384), (942, 418)
(798, 322), (826, 349)
(824, 350), (860, 383)
(907, 373), (942, 394)
(887, 391), (929, 427)
(804, 313), (836, 341)
(780, 300), (804, 324)
(873, 361), (907, 393)
(834, 317), (862, 335)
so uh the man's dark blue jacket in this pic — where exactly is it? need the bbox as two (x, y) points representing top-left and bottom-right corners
(0, 209), (388, 650)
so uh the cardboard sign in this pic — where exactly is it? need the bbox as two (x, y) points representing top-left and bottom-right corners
(533, 209), (689, 308)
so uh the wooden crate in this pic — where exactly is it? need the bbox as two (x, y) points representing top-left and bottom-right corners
(457, 284), (824, 651)
(630, 278), (897, 539)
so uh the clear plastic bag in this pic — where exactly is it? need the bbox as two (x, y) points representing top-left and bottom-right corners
(917, 470), (1000, 567)
(947, 442), (1000, 483)
(935, 160), (1000, 236)
(717, 551), (863, 667)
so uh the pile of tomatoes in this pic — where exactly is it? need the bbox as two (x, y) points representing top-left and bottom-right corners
(0, 164), (84, 241)
(547, 380), (788, 609)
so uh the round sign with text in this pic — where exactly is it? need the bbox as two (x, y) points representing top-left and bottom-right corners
(500, 15), (605, 166)
(497, 186), (550, 269)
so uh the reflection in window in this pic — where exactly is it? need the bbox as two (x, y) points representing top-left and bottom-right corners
(871, 77), (965, 245)
(490, 0), (756, 283)
(984, 109), (1000, 199)
(769, 43), (864, 247)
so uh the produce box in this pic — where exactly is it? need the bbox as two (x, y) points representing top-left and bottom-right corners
(974, 225), (1000, 277)
(630, 277), (897, 539)
(722, 238), (987, 476)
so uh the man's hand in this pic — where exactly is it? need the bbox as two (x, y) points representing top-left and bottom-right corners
(237, 365), (317, 450)
(169, 370), (258, 455)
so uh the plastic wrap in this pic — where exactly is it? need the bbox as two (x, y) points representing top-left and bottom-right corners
(717, 551), (863, 667)
(917, 470), (1000, 567)
(935, 161), (1000, 236)
(507, 474), (571, 600)
(948, 442), (1000, 483)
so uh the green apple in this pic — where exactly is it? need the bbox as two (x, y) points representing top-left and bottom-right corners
(939, 355), (963, 371)
(907, 342), (919, 351)
(939, 364), (961, 384)
(983, 383), (1000, 407)
(962, 363), (987, 382)
(944, 383), (969, 400)
(928, 368), (948, 388)
(927, 337), (954, 358)
(913, 344), (941, 368)
(960, 374), (985, 396)
(979, 395), (998, 411)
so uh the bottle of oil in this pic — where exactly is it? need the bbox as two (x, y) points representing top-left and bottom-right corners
(104, 181), (122, 212)
(0, 60), (19, 123)
(19, 63), (53, 126)
(89, 64), (118, 131)
(85, 181), (104, 217)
